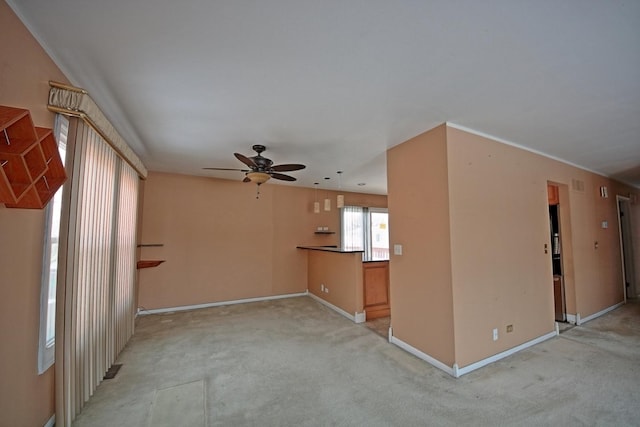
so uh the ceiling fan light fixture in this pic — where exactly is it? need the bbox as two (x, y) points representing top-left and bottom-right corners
(246, 171), (270, 185)
(205, 146), (304, 192)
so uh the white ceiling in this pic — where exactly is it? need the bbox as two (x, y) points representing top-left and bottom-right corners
(8, 0), (640, 193)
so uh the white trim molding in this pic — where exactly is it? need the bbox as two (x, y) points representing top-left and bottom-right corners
(307, 292), (365, 323)
(44, 414), (55, 427)
(455, 330), (558, 377)
(389, 334), (456, 377)
(138, 291), (308, 315)
(445, 122), (609, 180)
(566, 314), (577, 324)
(577, 302), (624, 325)
(389, 328), (558, 378)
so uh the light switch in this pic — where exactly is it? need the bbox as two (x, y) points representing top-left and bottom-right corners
(394, 244), (403, 255)
(601, 221), (608, 229)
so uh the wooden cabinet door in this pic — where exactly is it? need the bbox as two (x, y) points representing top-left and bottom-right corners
(363, 261), (390, 319)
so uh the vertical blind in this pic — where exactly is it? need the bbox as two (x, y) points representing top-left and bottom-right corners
(341, 206), (365, 251)
(341, 206), (390, 261)
(56, 119), (139, 426)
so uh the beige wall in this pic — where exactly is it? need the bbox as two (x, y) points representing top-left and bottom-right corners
(387, 124), (456, 366)
(138, 172), (386, 309)
(449, 125), (639, 366)
(0, 1), (69, 425)
(387, 122), (639, 370)
(447, 128), (556, 367)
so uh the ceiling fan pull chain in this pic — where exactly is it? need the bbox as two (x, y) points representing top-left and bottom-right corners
(256, 183), (261, 199)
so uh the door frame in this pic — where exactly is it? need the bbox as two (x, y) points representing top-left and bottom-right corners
(547, 182), (576, 323)
(616, 195), (635, 301)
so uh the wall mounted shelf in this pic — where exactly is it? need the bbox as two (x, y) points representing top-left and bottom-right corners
(0, 106), (67, 209)
(137, 260), (165, 269)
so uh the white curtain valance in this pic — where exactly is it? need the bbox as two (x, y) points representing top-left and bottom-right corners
(47, 81), (148, 178)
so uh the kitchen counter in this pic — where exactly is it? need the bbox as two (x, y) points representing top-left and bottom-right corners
(298, 246), (365, 323)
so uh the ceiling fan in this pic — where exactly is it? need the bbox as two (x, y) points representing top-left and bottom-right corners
(203, 144), (306, 191)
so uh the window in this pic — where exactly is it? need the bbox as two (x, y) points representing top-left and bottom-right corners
(38, 114), (68, 374)
(369, 208), (390, 261)
(341, 206), (389, 261)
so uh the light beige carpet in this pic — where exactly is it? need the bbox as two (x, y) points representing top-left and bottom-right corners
(71, 297), (640, 426)
(149, 379), (205, 427)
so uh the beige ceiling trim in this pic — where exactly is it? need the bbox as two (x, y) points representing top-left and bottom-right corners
(47, 81), (148, 178)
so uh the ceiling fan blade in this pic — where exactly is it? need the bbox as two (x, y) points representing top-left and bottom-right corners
(202, 167), (250, 172)
(270, 172), (297, 182)
(270, 163), (306, 172)
(242, 176), (251, 183)
(234, 153), (257, 168)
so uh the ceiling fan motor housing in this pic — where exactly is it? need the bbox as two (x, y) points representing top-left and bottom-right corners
(251, 156), (273, 171)
(250, 145), (273, 170)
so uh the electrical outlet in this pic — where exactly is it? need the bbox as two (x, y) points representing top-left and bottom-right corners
(493, 328), (498, 341)
(325, 287), (329, 293)
(320, 284), (324, 292)
(506, 324), (513, 333)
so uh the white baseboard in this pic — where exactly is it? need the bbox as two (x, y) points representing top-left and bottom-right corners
(577, 301), (624, 325)
(138, 291), (309, 315)
(566, 314), (577, 324)
(307, 292), (359, 323)
(44, 414), (55, 427)
(455, 330), (558, 377)
(389, 328), (558, 378)
(389, 334), (456, 377)
(354, 311), (366, 324)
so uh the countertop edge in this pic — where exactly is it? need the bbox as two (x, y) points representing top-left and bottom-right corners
(296, 246), (365, 253)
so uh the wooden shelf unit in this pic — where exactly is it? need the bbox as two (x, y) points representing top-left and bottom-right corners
(0, 106), (67, 209)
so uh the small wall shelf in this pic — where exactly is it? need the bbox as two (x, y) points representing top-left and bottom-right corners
(137, 260), (165, 269)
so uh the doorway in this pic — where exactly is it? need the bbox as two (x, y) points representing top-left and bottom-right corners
(549, 203), (565, 321)
(617, 197), (636, 300)
(548, 184), (566, 322)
